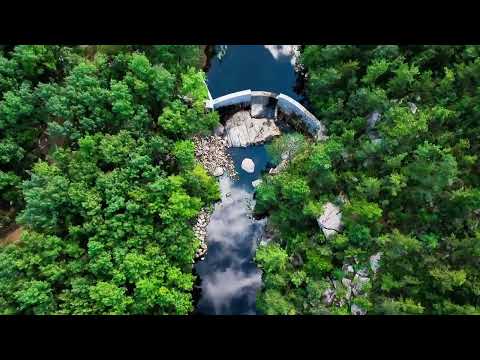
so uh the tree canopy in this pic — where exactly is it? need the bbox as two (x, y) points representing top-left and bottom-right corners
(0, 45), (220, 314)
(255, 45), (480, 315)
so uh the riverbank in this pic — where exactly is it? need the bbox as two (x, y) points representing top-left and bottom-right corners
(193, 45), (308, 315)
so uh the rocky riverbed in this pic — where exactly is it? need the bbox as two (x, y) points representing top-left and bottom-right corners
(193, 134), (236, 179)
(193, 208), (211, 260)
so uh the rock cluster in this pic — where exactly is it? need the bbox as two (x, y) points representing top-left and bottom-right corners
(322, 253), (383, 315)
(194, 208), (211, 260)
(193, 135), (236, 179)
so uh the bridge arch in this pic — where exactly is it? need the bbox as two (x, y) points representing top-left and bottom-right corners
(205, 89), (327, 140)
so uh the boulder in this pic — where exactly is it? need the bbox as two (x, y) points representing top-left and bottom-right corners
(408, 102), (418, 114)
(252, 179), (263, 188)
(370, 252), (382, 274)
(213, 166), (224, 177)
(352, 274), (370, 296)
(214, 124), (225, 136)
(241, 158), (255, 173)
(317, 202), (342, 238)
(269, 158), (288, 175)
(322, 288), (335, 306)
(357, 267), (369, 278)
(367, 111), (381, 129)
(342, 264), (354, 274)
(351, 303), (366, 315)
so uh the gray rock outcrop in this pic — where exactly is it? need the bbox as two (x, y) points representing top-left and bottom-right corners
(351, 303), (366, 315)
(317, 202), (343, 238)
(369, 252), (382, 274)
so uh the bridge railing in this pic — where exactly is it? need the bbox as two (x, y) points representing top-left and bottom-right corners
(205, 89), (327, 140)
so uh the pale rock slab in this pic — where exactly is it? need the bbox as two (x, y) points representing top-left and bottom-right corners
(224, 110), (280, 147)
(367, 111), (382, 129)
(317, 202), (343, 238)
(322, 288), (336, 306)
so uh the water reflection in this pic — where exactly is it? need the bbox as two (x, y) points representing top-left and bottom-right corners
(195, 146), (270, 315)
(206, 45), (301, 100)
(264, 45), (299, 65)
(196, 45), (300, 315)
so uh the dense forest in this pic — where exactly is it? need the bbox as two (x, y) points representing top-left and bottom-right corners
(0, 45), (220, 314)
(254, 45), (480, 314)
(1, 45), (479, 315)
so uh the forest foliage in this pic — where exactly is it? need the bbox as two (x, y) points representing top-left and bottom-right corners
(255, 45), (480, 315)
(2, 45), (480, 315)
(0, 45), (220, 314)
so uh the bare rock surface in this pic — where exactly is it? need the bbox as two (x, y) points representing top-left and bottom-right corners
(408, 102), (418, 114)
(317, 202), (343, 238)
(370, 252), (382, 274)
(351, 303), (366, 315)
(269, 158), (289, 175)
(224, 110), (280, 147)
(367, 111), (382, 129)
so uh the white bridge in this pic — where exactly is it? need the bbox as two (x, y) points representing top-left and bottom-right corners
(204, 87), (327, 141)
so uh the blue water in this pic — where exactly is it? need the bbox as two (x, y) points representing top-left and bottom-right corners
(194, 146), (272, 315)
(206, 45), (301, 100)
(194, 45), (300, 315)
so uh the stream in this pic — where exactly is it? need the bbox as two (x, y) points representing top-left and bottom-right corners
(194, 45), (301, 315)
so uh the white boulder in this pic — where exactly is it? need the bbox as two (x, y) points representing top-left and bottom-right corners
(342, 264), (354, 275)
(213, 166), (224, 177)
(241, 158), (255, 173)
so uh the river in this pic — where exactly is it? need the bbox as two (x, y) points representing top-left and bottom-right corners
(194, 45), (301, 315)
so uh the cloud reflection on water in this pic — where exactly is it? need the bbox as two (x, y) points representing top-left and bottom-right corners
(264, 45), (299, 66)
(195, 174), (266, 315)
